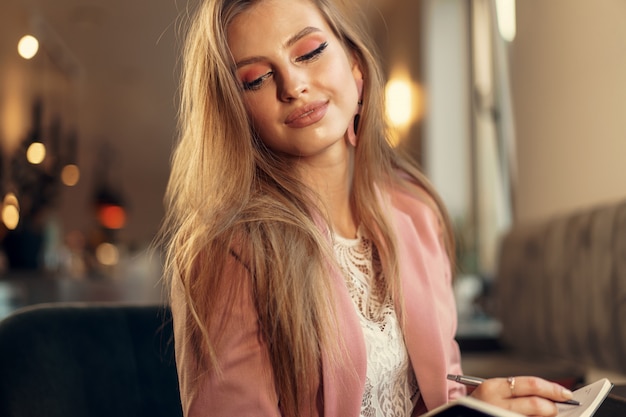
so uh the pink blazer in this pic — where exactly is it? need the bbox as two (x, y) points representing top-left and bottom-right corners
(171, 185), (466, 416)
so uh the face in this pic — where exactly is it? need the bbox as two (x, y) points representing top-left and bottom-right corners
(227, 0), (363, 160)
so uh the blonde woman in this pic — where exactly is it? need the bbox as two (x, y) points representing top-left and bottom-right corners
(161, 0), (575, 415)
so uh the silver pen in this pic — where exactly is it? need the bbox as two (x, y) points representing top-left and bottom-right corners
(447, 374), (485, 386)
(446, 374), (580, 406)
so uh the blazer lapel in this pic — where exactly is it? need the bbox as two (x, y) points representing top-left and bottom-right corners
(388, 193), (450, 411)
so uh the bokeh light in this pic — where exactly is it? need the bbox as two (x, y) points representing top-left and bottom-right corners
(2, 205), (19, 230)
(17, 35), (39, 59)
(97, 204), (126, 229)
(96, 242), (119, 266)
(61, 164), (81, 186)
(26, 142), (46, 164)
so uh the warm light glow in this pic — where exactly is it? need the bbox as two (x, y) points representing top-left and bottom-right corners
(61, 164), (81, 186)
(97, 204), (126, 229)
(386, 78), (413, 128)
(26, 142), (46, 164)
(3, 193), (19, 210)
(96, 242), (119, 266)
(2, 205), (20, 230)
(384, 69), (424, 145)
(2, 193), (20, 230)
(17, 35), (39, 59)
(496, 0), (516, 42)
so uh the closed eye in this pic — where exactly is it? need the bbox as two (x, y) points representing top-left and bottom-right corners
(295, 41), (328, 63)
(242, 71), (273, 91)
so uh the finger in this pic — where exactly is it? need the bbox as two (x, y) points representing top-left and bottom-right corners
(504, 376), (574, 402)
(504, 396), (559, 417)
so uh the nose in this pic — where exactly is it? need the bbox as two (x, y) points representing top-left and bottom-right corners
(277, 67), (308, 102)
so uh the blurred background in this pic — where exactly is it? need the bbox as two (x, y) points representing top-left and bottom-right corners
(0, 0), (194, 316)
(0, 0), (624, 332)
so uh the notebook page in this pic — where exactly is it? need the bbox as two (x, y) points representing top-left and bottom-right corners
(557, 378), (612, 417)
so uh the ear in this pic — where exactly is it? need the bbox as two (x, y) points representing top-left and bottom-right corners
(350, 57), (364, 103)
(350, 53), (364, 85)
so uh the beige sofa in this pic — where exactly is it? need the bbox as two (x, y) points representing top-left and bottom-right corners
(462, 197), (626, 385)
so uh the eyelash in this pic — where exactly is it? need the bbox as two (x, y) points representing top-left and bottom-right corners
(295, 41), (328, 63)
(242, 73), (271, 91)
(242, 41), (329, 91)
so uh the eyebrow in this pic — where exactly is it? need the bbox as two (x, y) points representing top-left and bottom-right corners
(234, 26), (322, 69)
(285, 26), (321, 48)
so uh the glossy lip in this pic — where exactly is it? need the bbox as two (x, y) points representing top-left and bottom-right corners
(284, 100), (329, 128)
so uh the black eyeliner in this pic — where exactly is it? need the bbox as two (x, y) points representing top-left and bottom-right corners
(296, 41), (328, 62)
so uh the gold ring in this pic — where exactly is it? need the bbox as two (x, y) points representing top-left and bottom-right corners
(507, 376), (516, 397)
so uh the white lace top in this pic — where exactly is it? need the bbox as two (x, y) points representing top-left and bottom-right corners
(333, 229), (420, 417)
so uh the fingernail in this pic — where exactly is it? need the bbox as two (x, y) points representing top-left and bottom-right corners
(562, 388), (574, 399)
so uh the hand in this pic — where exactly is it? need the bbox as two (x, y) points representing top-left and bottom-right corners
(469, 376), (575, 417)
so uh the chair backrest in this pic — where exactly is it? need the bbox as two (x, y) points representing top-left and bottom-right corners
(495, 199), (626, 374)
(0, 302), (183, 417)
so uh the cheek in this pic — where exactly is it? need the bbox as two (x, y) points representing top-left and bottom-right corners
(323, 54), (359, 100)
(244, 94), (271, 121)
(243, 96), (276, 137)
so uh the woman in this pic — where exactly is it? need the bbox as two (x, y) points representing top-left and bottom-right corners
(161, 0), (575, 415)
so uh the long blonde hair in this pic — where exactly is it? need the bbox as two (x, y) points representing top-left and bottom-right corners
(161, 0), (455, 415)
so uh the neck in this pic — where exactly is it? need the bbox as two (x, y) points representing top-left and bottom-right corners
(296, 143), (357, 239)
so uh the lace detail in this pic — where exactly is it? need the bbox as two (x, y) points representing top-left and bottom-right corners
(334, 230), (420, 417)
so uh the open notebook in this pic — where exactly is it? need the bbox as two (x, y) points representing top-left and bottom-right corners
(422, 378), (613, 417)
